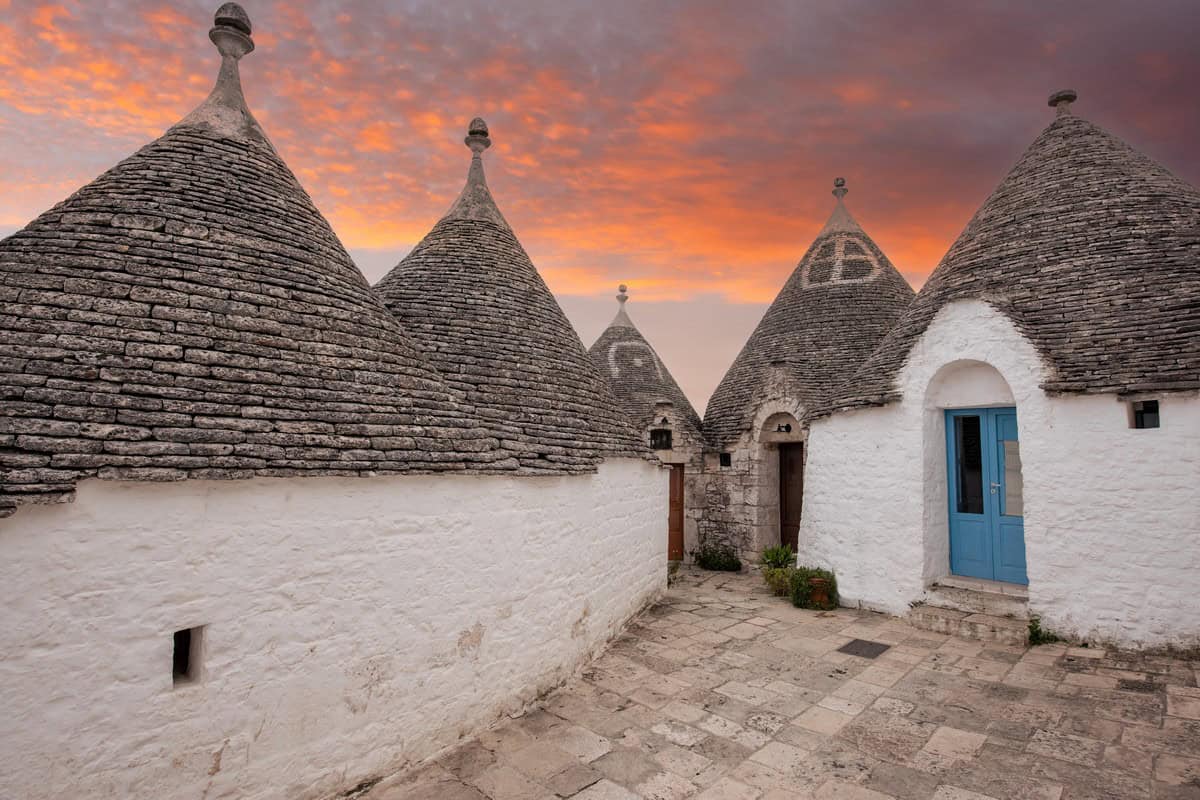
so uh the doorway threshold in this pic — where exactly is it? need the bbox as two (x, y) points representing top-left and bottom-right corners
(937, 574), (1028, 598)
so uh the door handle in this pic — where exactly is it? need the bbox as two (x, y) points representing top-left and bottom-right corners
(989, 482), (1000, 494)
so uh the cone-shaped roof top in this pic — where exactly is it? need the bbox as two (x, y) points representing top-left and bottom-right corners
(704, 179), (915, 448)
(828, 91), (1200, 412)
(0, 4), (497, 515)
(588, 286), (704, 443)
(374, 120), (645, 472)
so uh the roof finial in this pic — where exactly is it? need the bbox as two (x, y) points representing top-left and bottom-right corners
(617, 284), (628, 308)
(832, 177), (848, 200)
(1048, 89), (1077, 117)
(465, 117), (492, 157)
(176, 3), (263, 140)
(211, 3), (254, 60)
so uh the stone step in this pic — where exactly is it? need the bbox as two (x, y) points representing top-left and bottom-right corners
(926, 581), (1029, 618)
(909, 604), (1028, 646)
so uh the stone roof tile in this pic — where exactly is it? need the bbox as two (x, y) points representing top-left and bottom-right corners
(0, 4), (500, 516)
(374, 120), (647, 472)
(588, 286), (705, 443)
(827, 92), (1200, 412)
(704, 179), (915, 447)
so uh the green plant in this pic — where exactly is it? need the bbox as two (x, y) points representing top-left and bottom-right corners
(694, 542), (742, 572)
(760, 545), (795, 569)
(762, 566), (794, 596)
(789, 566), (839, 610)
(1027, 616), (1061, 646)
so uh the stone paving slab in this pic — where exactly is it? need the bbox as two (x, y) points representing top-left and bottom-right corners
(363, 569), (1200, 799)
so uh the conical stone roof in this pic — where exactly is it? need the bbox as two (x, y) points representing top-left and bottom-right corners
(374, 120), (644, 472)
(704, 179), (915, 448)
(588, 285), (704, 443)
(0, 4), (496, 516)
(828, 91), (1200, 412)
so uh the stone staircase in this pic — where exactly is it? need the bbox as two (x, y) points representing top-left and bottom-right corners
(909, 575), (1029, 646)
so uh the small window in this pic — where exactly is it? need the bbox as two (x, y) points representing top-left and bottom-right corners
(1130, 400), (1160, 429)
(650, 429), (672, 450)
(173, 626), (204, 686)
(719, 452), (732, 468)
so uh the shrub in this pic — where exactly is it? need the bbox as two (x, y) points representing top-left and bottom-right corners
(694, 542), (742, 572)
(762, 566), (794, 596)
(789, 566), (839, 610)
(760, 545), (795, 569)
(1027, 616), (1061, 646)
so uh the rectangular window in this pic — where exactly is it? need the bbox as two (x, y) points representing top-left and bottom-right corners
(1131, 400), (1160, 429)
(650, 429), (673, 450)
(173, 626), (203, 686)
(719, 452), (732, 468)
(954, 415), (984, 514)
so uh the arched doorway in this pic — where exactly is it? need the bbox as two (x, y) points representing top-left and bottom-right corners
(759, 412), (804, 552)
(926, 361), (1027, 585)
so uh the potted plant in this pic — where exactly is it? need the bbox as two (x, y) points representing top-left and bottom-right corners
(789, 566), (839, 610)
(808, 575), (830, 607)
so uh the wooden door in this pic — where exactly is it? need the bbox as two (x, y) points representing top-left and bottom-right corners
(779, 444), (803, 551)
(668, 464), (685, 561)
(946, 408), (1027, 584)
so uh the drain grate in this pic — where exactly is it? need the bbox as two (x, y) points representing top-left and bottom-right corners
(837, 638), (890, 659)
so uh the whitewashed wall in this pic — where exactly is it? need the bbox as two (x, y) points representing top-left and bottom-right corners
(0, 458), (668, 800)
(800, 299), (1200, 648)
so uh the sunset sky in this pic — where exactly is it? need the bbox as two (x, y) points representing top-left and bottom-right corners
(2, 1), (1197, 411)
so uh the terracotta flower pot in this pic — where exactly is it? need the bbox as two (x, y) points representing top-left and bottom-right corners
(808, 577), (830, 608)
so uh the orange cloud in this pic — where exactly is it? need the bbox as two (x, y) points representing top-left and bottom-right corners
(0, 0), (1196, 314)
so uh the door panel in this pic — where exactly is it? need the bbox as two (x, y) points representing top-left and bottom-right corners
(992, 410), (1027, 584)
(946, 407), (1028, 585)
(668, 464), (685, 561)
(947, 413), (992, 579)
(779, 444), (803, 551)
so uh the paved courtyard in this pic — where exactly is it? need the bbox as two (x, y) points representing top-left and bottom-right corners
(365, 568), (1200, 800)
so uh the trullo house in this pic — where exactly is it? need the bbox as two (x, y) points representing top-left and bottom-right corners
(699, 178), (915, 561)
(800, 90), (1200, 649)
(588, 285), (707, 560)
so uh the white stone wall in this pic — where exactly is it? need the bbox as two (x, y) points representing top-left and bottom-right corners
(0, 459), (668, 800)
(800, 299), (1200, 648)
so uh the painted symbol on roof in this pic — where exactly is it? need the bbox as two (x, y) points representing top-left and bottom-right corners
(799, 234), (882, 289)
(608, 342), (663, 380)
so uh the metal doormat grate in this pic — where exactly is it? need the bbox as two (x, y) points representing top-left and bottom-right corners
(837, 639), (890, 659)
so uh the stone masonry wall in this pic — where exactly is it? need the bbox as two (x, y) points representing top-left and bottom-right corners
(0, 459), (668, 800)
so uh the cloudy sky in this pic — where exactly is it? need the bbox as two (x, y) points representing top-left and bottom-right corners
(1, 1), (1197, 411)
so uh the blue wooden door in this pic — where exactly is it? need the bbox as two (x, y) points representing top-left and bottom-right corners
(946, 408), (1027, 585)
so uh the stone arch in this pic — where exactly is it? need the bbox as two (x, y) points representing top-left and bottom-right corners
(922, 359), (1023, 585)
(925, 359), (1016, 411)
(748, 401), (806, 556)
